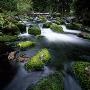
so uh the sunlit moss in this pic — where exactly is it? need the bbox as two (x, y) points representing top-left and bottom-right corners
(72, 61), (90, 90)
(17, 41), (35, 49)
(25, 48), (51, 71)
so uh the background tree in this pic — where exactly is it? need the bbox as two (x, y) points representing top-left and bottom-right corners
(73, 0), (90, 25)
(17, 0), (33, 14)
(0, 0), (17, 11)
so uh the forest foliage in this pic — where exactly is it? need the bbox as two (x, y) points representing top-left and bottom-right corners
(0, 0), (90, 25)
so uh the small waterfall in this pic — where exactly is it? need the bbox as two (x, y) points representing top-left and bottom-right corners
(26, 26), (29, 34)
(19, 26), (30, 37)
(61, 25), (81, 34)
(19, 22), (30, 37)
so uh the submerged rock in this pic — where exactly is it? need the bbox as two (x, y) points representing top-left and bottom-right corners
(8, 51), (17, 61)
(8, 51), (29, 62)
(17, 54), (29, 62)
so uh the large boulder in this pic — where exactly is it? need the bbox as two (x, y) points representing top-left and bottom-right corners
(28, 25), (41, 36)
(16, 23), (26, 33)
(25, 48), (51, 71)
(50, 23), (63, 33)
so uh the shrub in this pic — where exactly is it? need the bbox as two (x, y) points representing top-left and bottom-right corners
(16, 23), (26, 33)
(25, 48), (51, 71)
(0, 35), (18, 42)
(0, 14), (5, 28)
(17, 41), (35, 49)
(66, 23), (82, 30)
(28, 72), (64, 90)
(72, 61), (90, 90)
(43, 22), (52, 28)
(2, 22), (20, 35)
(28, 25), (41, 36)
(50, 23), (63, 33)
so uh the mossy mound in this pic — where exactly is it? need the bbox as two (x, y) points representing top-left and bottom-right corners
(16, 23), (26, 33)
(66, 23), (82, 30)
(25, 48), (51, 71)
(54, 17), (64, 25)
(17, 41), (35, 49)
(28, 72), (64, 90)
(28, 25), (41, 36)
(50, 23), (63, 33)
(72, 61), (90, 90)
(0, 35), (18, 42)
(28, 17), (33, 21)
(0, 14), (5, 28)
(43, 22), (52, 28)
(39, 16), (47, 23)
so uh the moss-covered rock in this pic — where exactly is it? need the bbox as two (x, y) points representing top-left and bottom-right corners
(39, 16), (47, 23)
(16, 23), (26, 33)
(28, 17), (33, 21)
(28, 25), (41, 36)
(17, 41), (35, 49)
(0, 35), (18, 42)
(25, 48), (51, 71)
(50, 23), (63, 33)
(66, 23), (82, 30)
(54, 17), (64, 25)
(28, 72), (64, 90)
(78, 32), (90, 40)
(43, 22), (52, 28)
(72, 61), (90, 90)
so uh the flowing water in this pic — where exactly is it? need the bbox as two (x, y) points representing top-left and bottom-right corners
(3, 21), (90, 90)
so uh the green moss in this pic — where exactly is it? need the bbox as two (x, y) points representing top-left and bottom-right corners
(72, 61), (90, 90)
(54, 17), (64, 25)
(50, 23), (63, 33)
(28, 25), (41, 36)
(43, 22), (52, 28)
(39, 16), (47, 23)
(28, 72), (64, 90)
(66, 23), (82, 30)
(17, 41), (35, 49)
(0, 35), (18, 42)
(25, 48), (51, 71)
